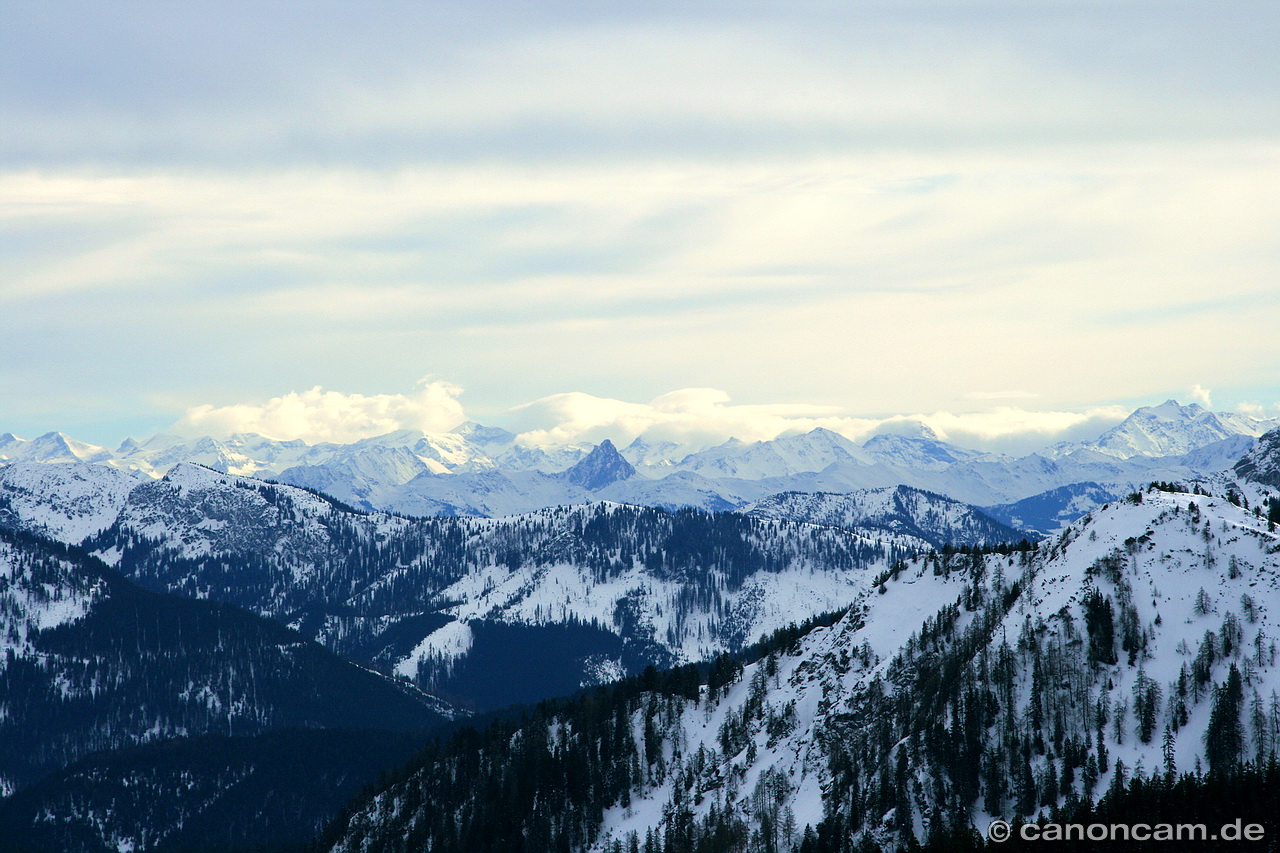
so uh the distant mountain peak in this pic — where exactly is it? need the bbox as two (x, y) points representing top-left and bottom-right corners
(561, 439), (636, 491)
(1082, 399), (1236, 459)
(450, 421), (517, 447)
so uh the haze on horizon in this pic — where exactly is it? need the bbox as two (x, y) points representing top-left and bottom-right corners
(2, 1), (1278, 445)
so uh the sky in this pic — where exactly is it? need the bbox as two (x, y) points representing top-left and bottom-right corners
(2, 1), (1278, 452)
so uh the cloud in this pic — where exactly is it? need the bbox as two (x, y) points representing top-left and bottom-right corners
(1236, 402), (1266, 418)
(904, 407), (1132, 454)
(171, 381), (466, 444)
(2, 5), (1278, 439)
(502, 387), (1130, 454)
(506, 388), (851, 450)
(1189, 384), (1212, 407)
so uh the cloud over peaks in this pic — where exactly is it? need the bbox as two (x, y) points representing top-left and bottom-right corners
(172, 382), (466, 444)
(503, 388), (1131, 455)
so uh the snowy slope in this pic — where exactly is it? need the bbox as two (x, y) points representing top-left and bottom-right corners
(326, 480), (1280, 852)
(1048, 400), (1277, 460)
(742, 486), (1027, 548)
(0, 461), (142, 541)
(588, 484), (1280, 850)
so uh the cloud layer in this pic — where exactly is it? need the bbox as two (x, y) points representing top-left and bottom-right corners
(1, 3), (1277, 442)
(172, 382), (466, 444)
(168, 384), (1146, 455)
(505, 388), (1133, 454)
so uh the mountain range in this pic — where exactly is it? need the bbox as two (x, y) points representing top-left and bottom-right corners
(0, 409), (1277, 851)
(5, 461), (961, 711)
(0, 400), (1273, 533)
(0, 524), (454, 797)
(321, 474), (1280, 852)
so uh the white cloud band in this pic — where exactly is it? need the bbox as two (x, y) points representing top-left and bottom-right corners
(172, 382), (466, 444)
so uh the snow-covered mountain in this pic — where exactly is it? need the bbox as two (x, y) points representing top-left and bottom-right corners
(0, 524), (454, 797)
(0, 399), (1266, 532)
(562, 439), (636, 490)
(0, 431), (114, 465)
(1235, 425), (1280, 490)
(0, 462), (917, 711)
(0, 461), (143, 542)
(1048, 399), (1277, 460)
(741, 485), (1025, 549)
(668, 428), (872, 480)
(323, 480), (1280, 852)
(272, 444), (435, 508)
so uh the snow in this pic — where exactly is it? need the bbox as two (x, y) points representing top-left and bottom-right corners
(0, 539), (102, 665)
(0, 462), (141, 541)
(584, 481), (1280, 849)
(394, 620), (474, 679)
(430, 557), (879, 666)
(0, 398), (1267, 520)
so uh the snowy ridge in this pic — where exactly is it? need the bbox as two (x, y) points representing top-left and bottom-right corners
(108, 462), (378, 565)
(0, 462), (141, 542)
(586, 485), (1280, 849)
(326, 479), (1280, 851)
(741, 485), (1025, 548)
(0, 398), (1265, 520)
(1235, 426), (1280, 490)
(1048, 400), (1277, 460)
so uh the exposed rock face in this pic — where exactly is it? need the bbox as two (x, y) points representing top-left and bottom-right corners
(561, 440), (636, 490)
(1234, 426), (1280, 488)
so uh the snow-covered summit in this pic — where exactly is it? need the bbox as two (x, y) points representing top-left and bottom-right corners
(1051, 399), (1277, 460)
(0, 461), (141, 542)
(742, 485), (1025, 548)
(0, 431), (113, 465)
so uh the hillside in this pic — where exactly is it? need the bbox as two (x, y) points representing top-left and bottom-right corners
(0, 525), (452, 796)
(742, 486), (1026, 549)
(53, 464), (909, 711)
(321, 483), (1280, 851)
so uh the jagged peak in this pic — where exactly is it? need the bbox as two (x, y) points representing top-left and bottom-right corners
(561, 440), (637, 491)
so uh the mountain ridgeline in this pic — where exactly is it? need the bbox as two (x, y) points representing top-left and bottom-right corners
(0, 524), (452, 798)
(63, 464), (929, 711)
(1, 399), (1275, 523)
(742, 486), (1027, 550)
(0, 422), (1278, 852)
(320, 485), (1280, 853)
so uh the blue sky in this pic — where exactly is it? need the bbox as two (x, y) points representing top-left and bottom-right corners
(2, 1), (1278, 449)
